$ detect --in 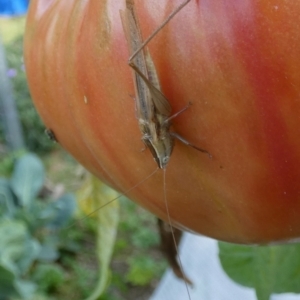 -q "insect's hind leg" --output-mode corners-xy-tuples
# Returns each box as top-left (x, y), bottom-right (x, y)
(167, 102), (212, 158)
(171, 132), (212, 159)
